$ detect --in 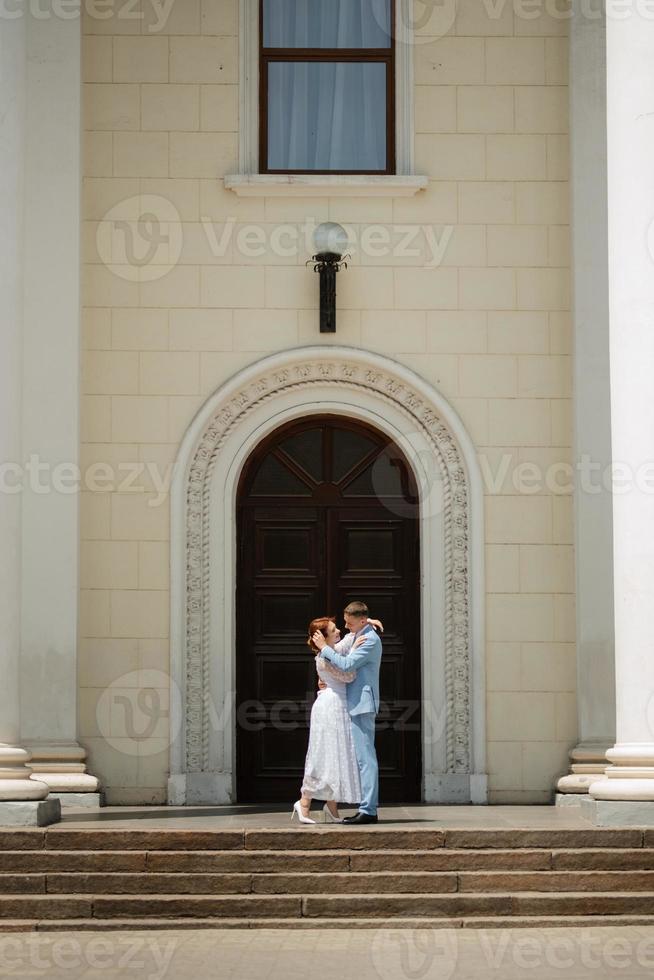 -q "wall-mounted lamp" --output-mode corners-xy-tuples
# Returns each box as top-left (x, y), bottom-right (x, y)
(307, 222), (350, 333)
